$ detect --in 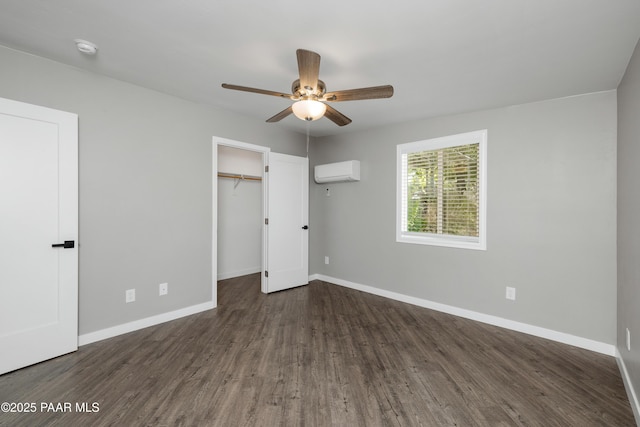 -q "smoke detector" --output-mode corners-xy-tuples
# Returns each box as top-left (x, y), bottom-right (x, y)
(74, 39), (98, 55)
